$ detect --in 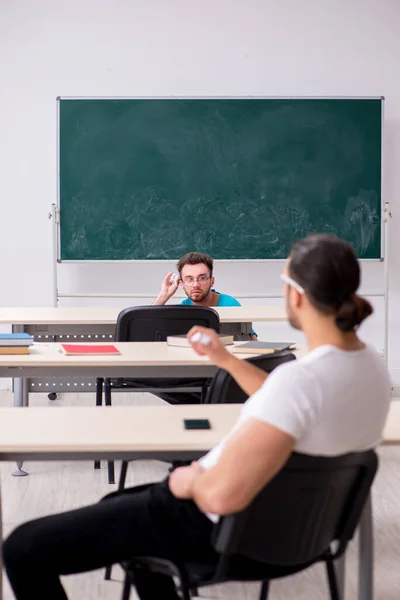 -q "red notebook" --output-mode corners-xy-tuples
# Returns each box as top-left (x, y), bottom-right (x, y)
(60, 344), (120, 356)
